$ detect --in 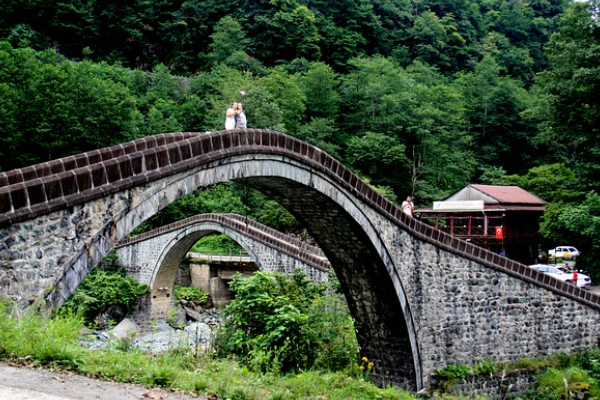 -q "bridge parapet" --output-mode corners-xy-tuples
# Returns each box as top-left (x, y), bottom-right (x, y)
(0, 132), (198, 188)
